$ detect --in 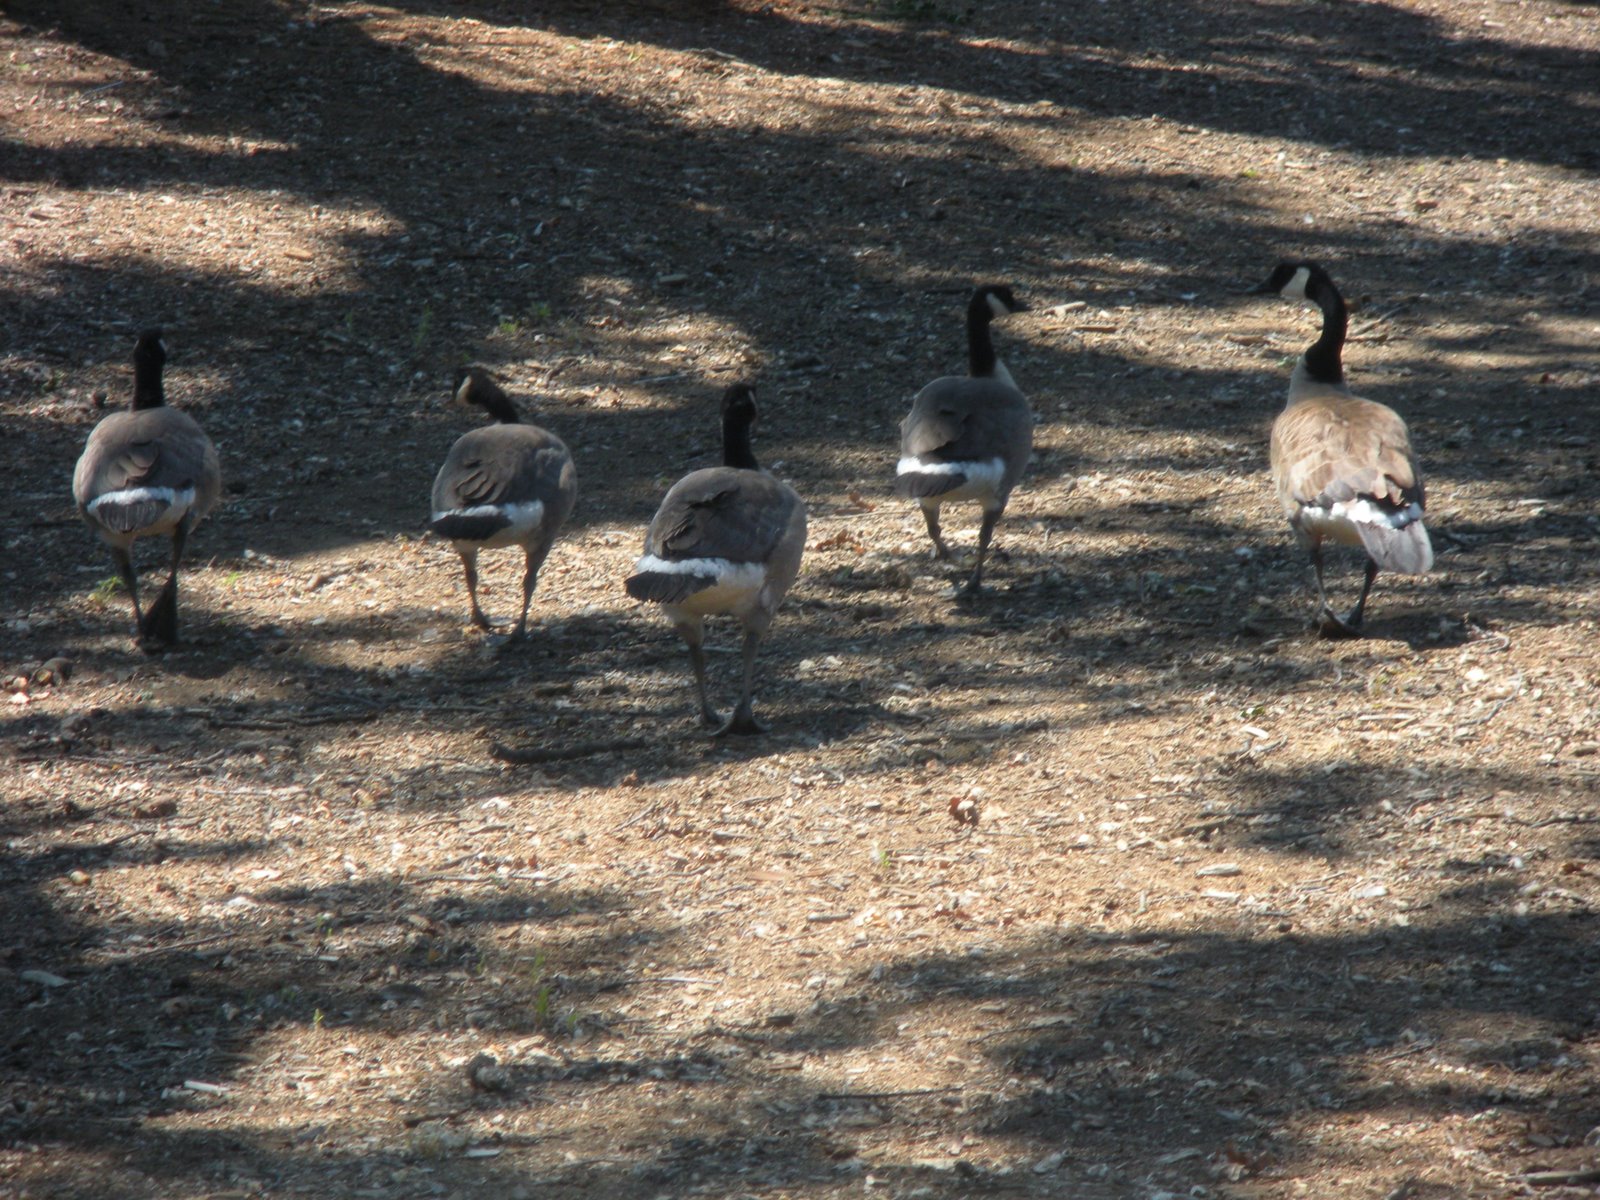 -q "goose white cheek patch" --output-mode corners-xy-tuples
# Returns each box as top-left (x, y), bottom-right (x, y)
(1281, 265), (1312, 300)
